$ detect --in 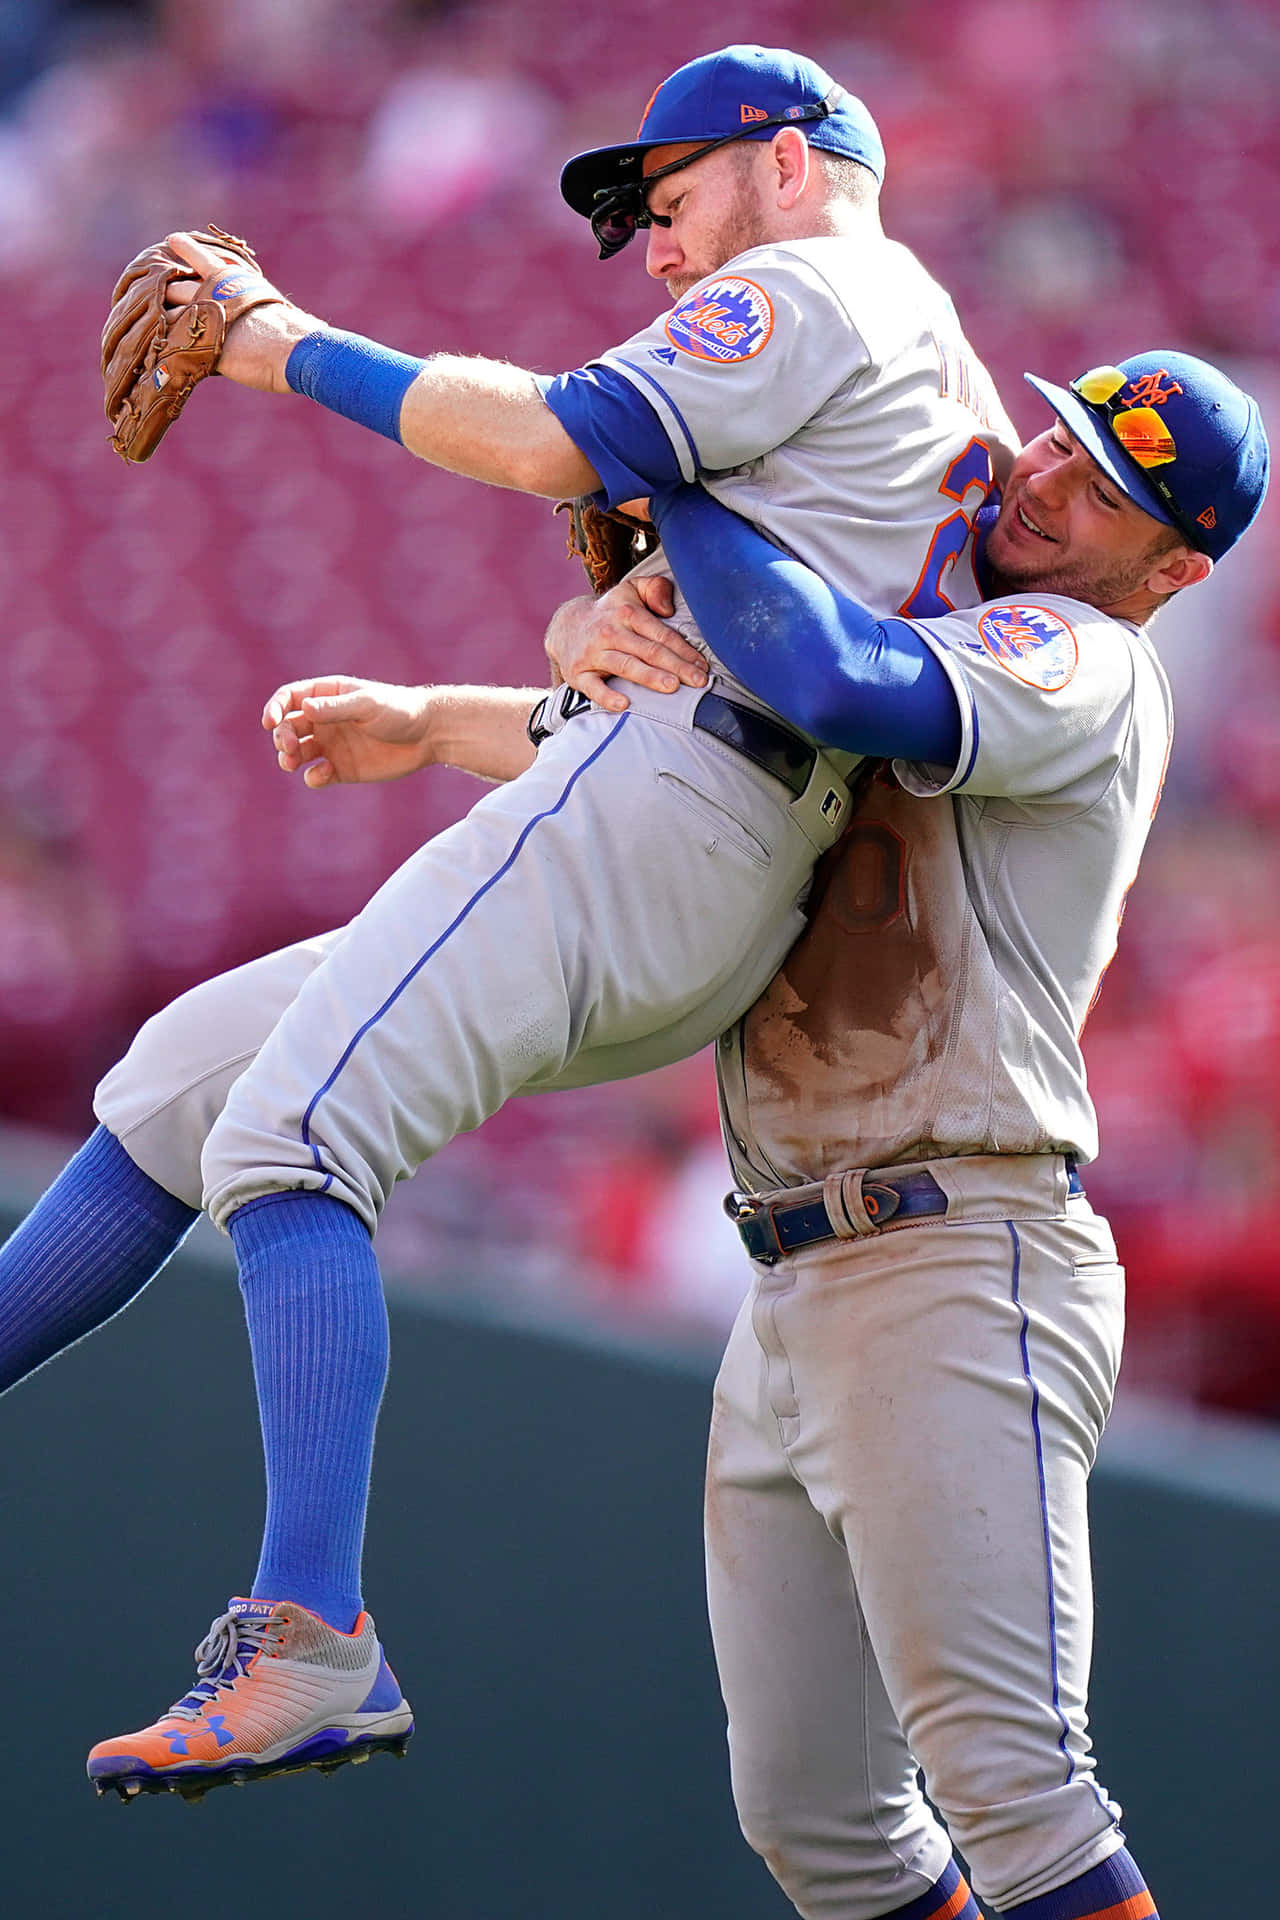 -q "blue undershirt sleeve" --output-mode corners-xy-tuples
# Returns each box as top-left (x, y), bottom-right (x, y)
(650, 485), (963, 767)
(537, 367), (684, 510)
